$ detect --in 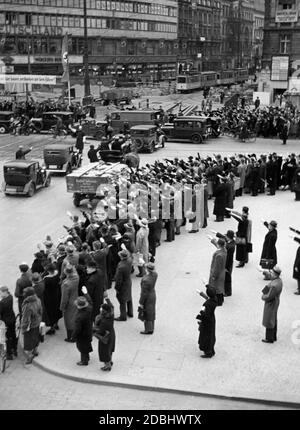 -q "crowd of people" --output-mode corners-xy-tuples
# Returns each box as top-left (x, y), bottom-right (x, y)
(1, 148), (300, 368)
